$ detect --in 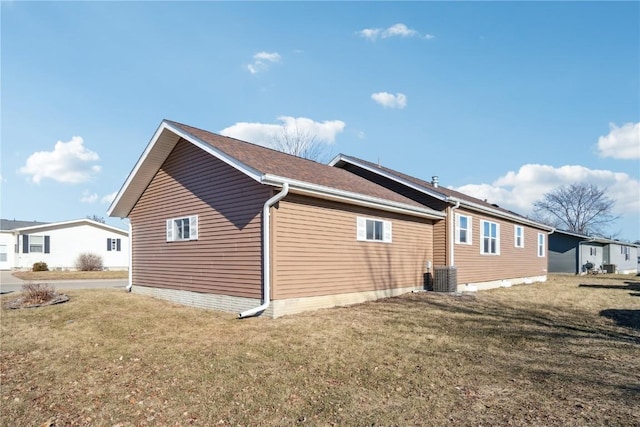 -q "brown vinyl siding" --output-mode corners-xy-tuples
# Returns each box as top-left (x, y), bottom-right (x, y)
(129, 140), (272, 298)
(433, 215), (447, 266)
(272, 194), (433, 299)
(452, 208), (548, 284)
